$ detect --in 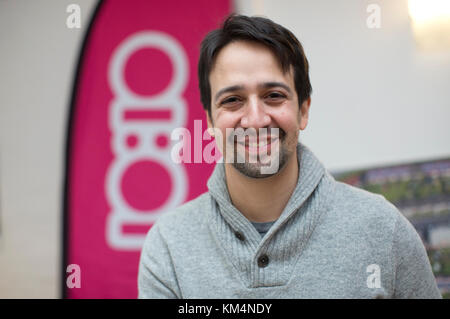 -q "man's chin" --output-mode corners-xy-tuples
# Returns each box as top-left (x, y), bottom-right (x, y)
(231, 148), (289, 178)
(231, 161), (278, 179)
